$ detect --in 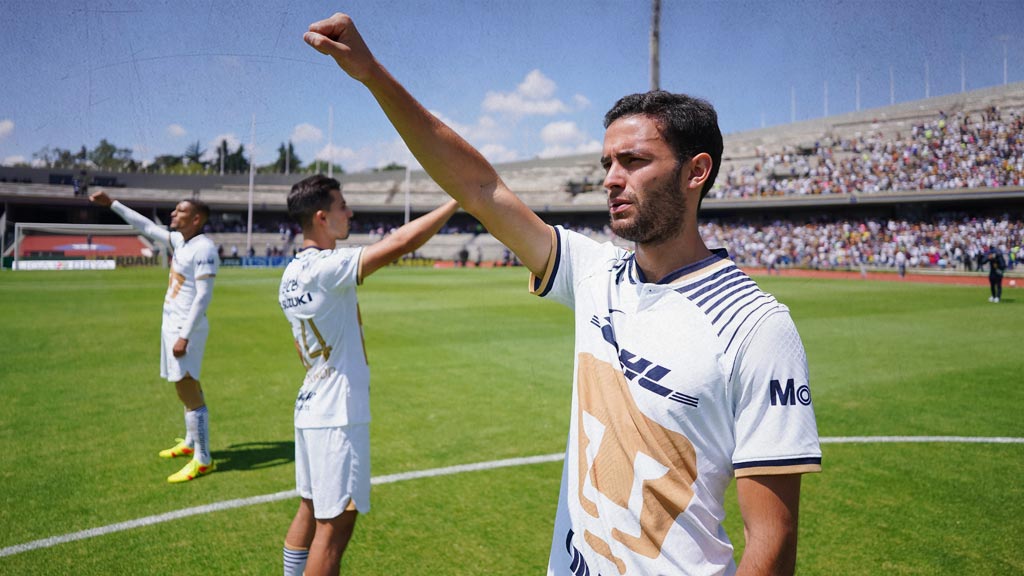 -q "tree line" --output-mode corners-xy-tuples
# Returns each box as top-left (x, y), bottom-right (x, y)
(28, 139), (347, 175)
